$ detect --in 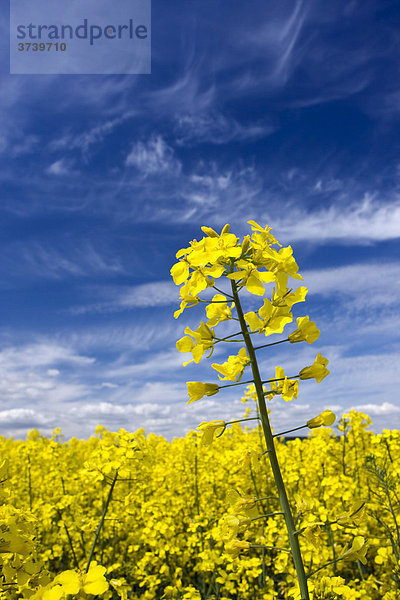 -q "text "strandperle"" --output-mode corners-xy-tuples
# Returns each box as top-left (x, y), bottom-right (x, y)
(16, 18), (148, 46)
